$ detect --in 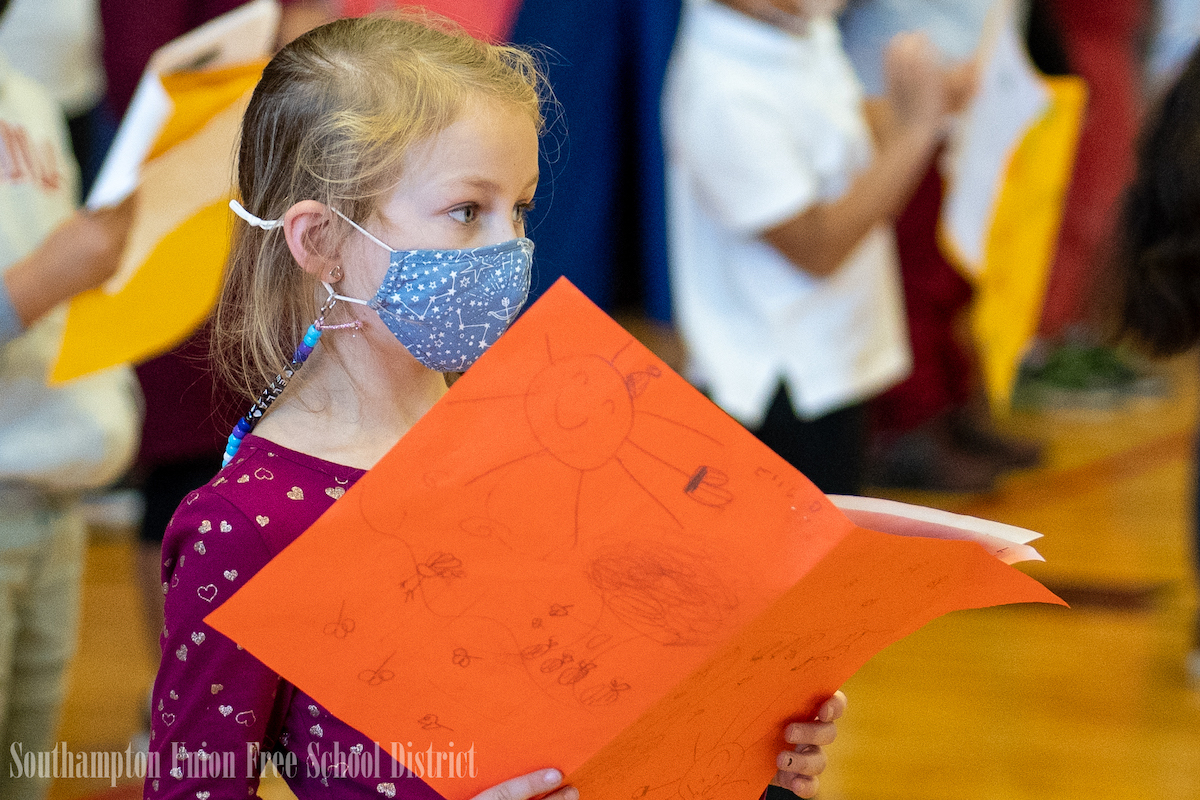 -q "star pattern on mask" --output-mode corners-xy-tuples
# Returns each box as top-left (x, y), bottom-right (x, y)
(371, 239), (533, 371)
